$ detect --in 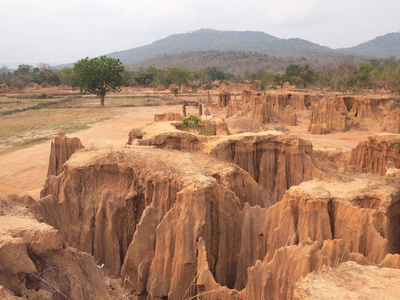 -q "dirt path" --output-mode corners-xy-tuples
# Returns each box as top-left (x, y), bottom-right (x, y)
(0, 104), (383, 199)
(0, 105), (181, 199)
(287, 112), (381, 151)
